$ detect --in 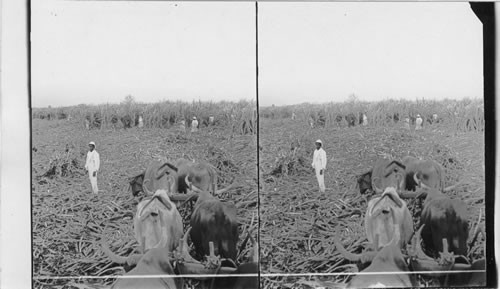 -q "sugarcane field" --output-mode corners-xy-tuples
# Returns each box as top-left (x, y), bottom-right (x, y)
(32, 100), (258, 289)
(31, 96), (488, 288)
(259, 98), (486, 288)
